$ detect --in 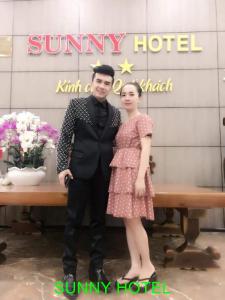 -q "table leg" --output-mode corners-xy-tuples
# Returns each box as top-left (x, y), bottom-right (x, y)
(10, 206), (44, 234)
(0, 241), (7, 253)
(164, 208), (221, 269)
(152, 208), (182, 236)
